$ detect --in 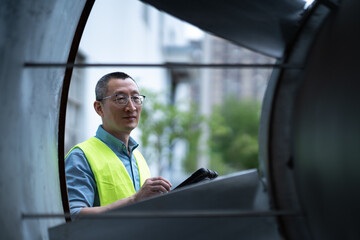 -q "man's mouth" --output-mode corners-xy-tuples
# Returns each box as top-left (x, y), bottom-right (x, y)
(123, 116), (137, 119)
